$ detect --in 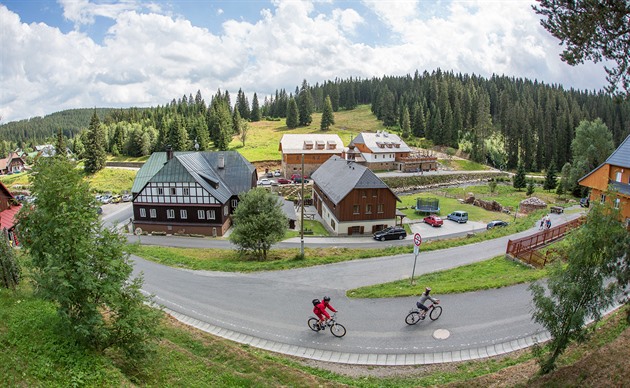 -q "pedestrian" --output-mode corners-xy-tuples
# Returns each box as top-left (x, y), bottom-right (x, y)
(539, 217), (544, 230)
(546, 218), (551, 230)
